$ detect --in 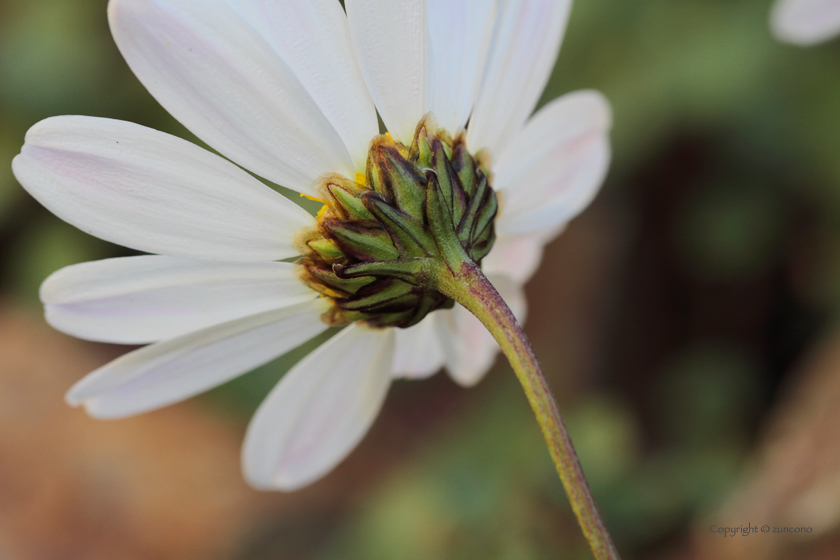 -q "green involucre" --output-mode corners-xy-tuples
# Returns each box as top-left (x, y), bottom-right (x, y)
(295, 117), (498, 329)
